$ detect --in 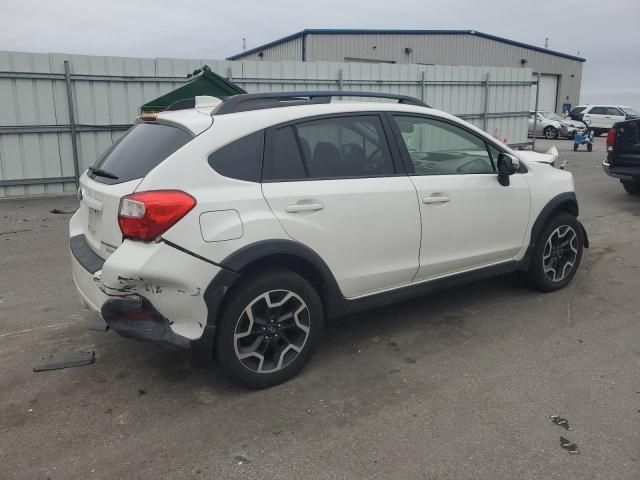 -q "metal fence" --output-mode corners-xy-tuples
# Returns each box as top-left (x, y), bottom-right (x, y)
(0, 51), (533, 197)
